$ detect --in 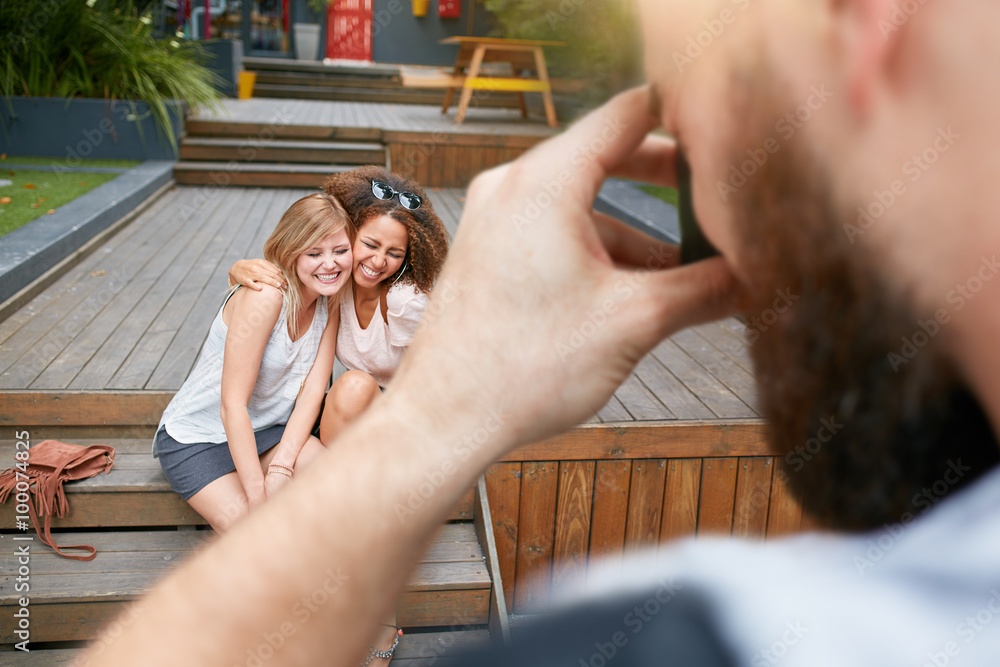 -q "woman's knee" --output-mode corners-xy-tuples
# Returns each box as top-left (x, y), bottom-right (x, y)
(326, 370), (380, 411)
